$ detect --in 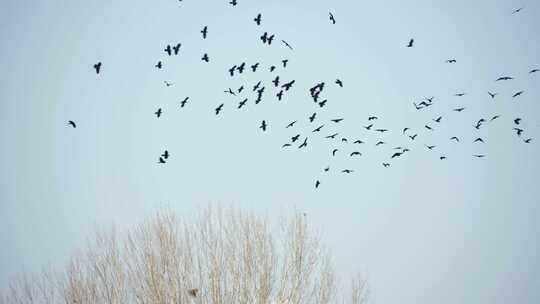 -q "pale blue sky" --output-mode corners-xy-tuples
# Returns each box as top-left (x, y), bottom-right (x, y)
(1, 0), (539, 303)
